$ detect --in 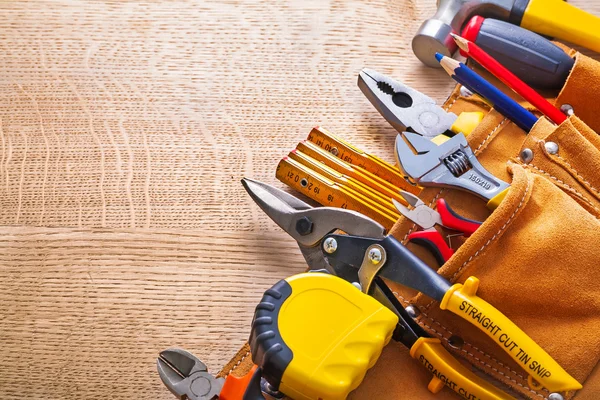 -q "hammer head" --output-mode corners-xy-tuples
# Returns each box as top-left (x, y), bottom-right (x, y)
(413, 0), (517, 67)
